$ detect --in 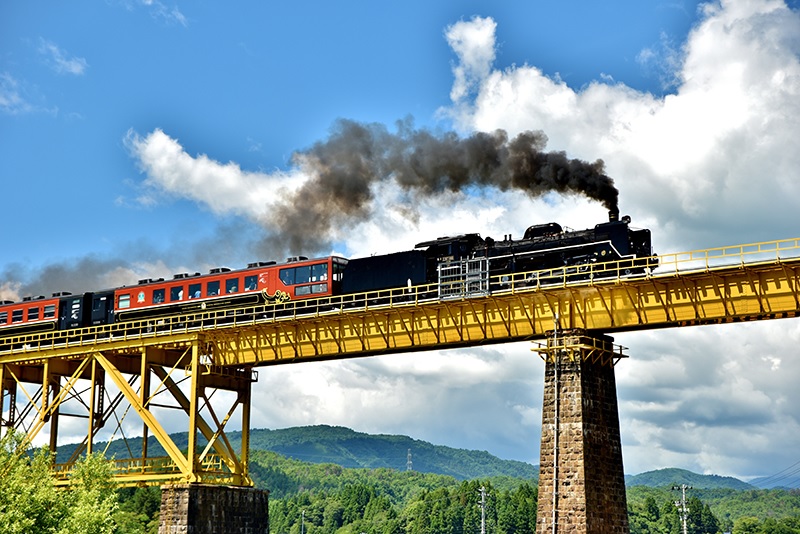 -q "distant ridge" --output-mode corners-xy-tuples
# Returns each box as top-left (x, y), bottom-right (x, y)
(58, 424), (537, 482)
(625, 468), (754, 490)
(245, 425), (538, 481)
(57, 425), (759, 489)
